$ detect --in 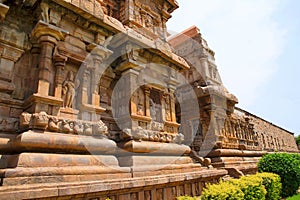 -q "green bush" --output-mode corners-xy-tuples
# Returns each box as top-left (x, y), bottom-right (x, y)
(258, 153), (300, 197)
(256, 172), (282, 200)
(199, 173), (281, 200)
(201, 180), (244, 200)
(176, 195), (199, 200)
(229, 175), (266, 200)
